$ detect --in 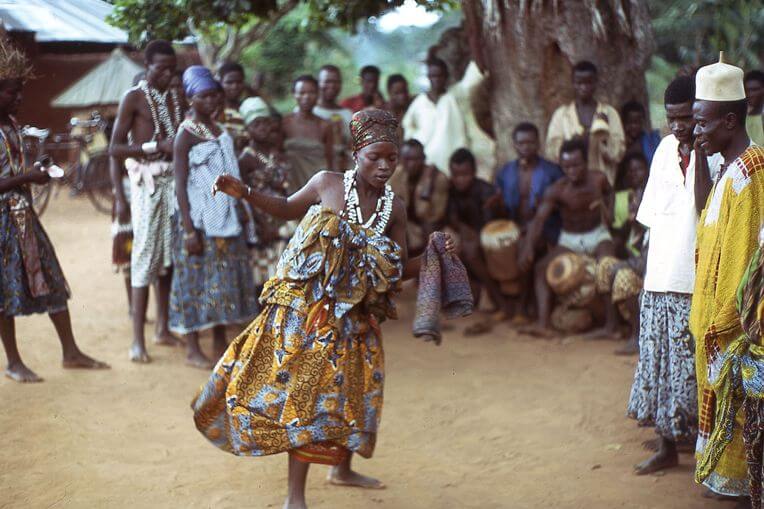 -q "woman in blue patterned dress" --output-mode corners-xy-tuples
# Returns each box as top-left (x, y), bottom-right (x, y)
(194, 108), (457, 509)
(171, 66), (258, 369)
(0, 40), (108, 382)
